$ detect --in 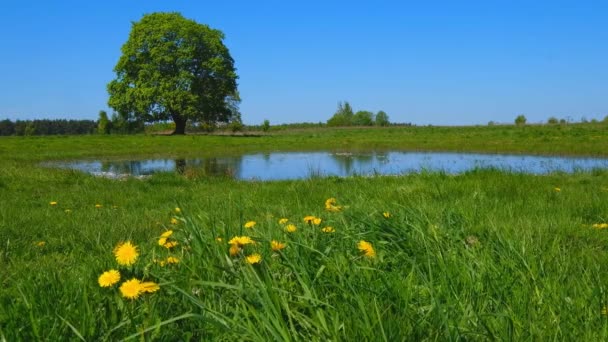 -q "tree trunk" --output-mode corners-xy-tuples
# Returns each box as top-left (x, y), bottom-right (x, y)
(172, 116), (187, 135)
